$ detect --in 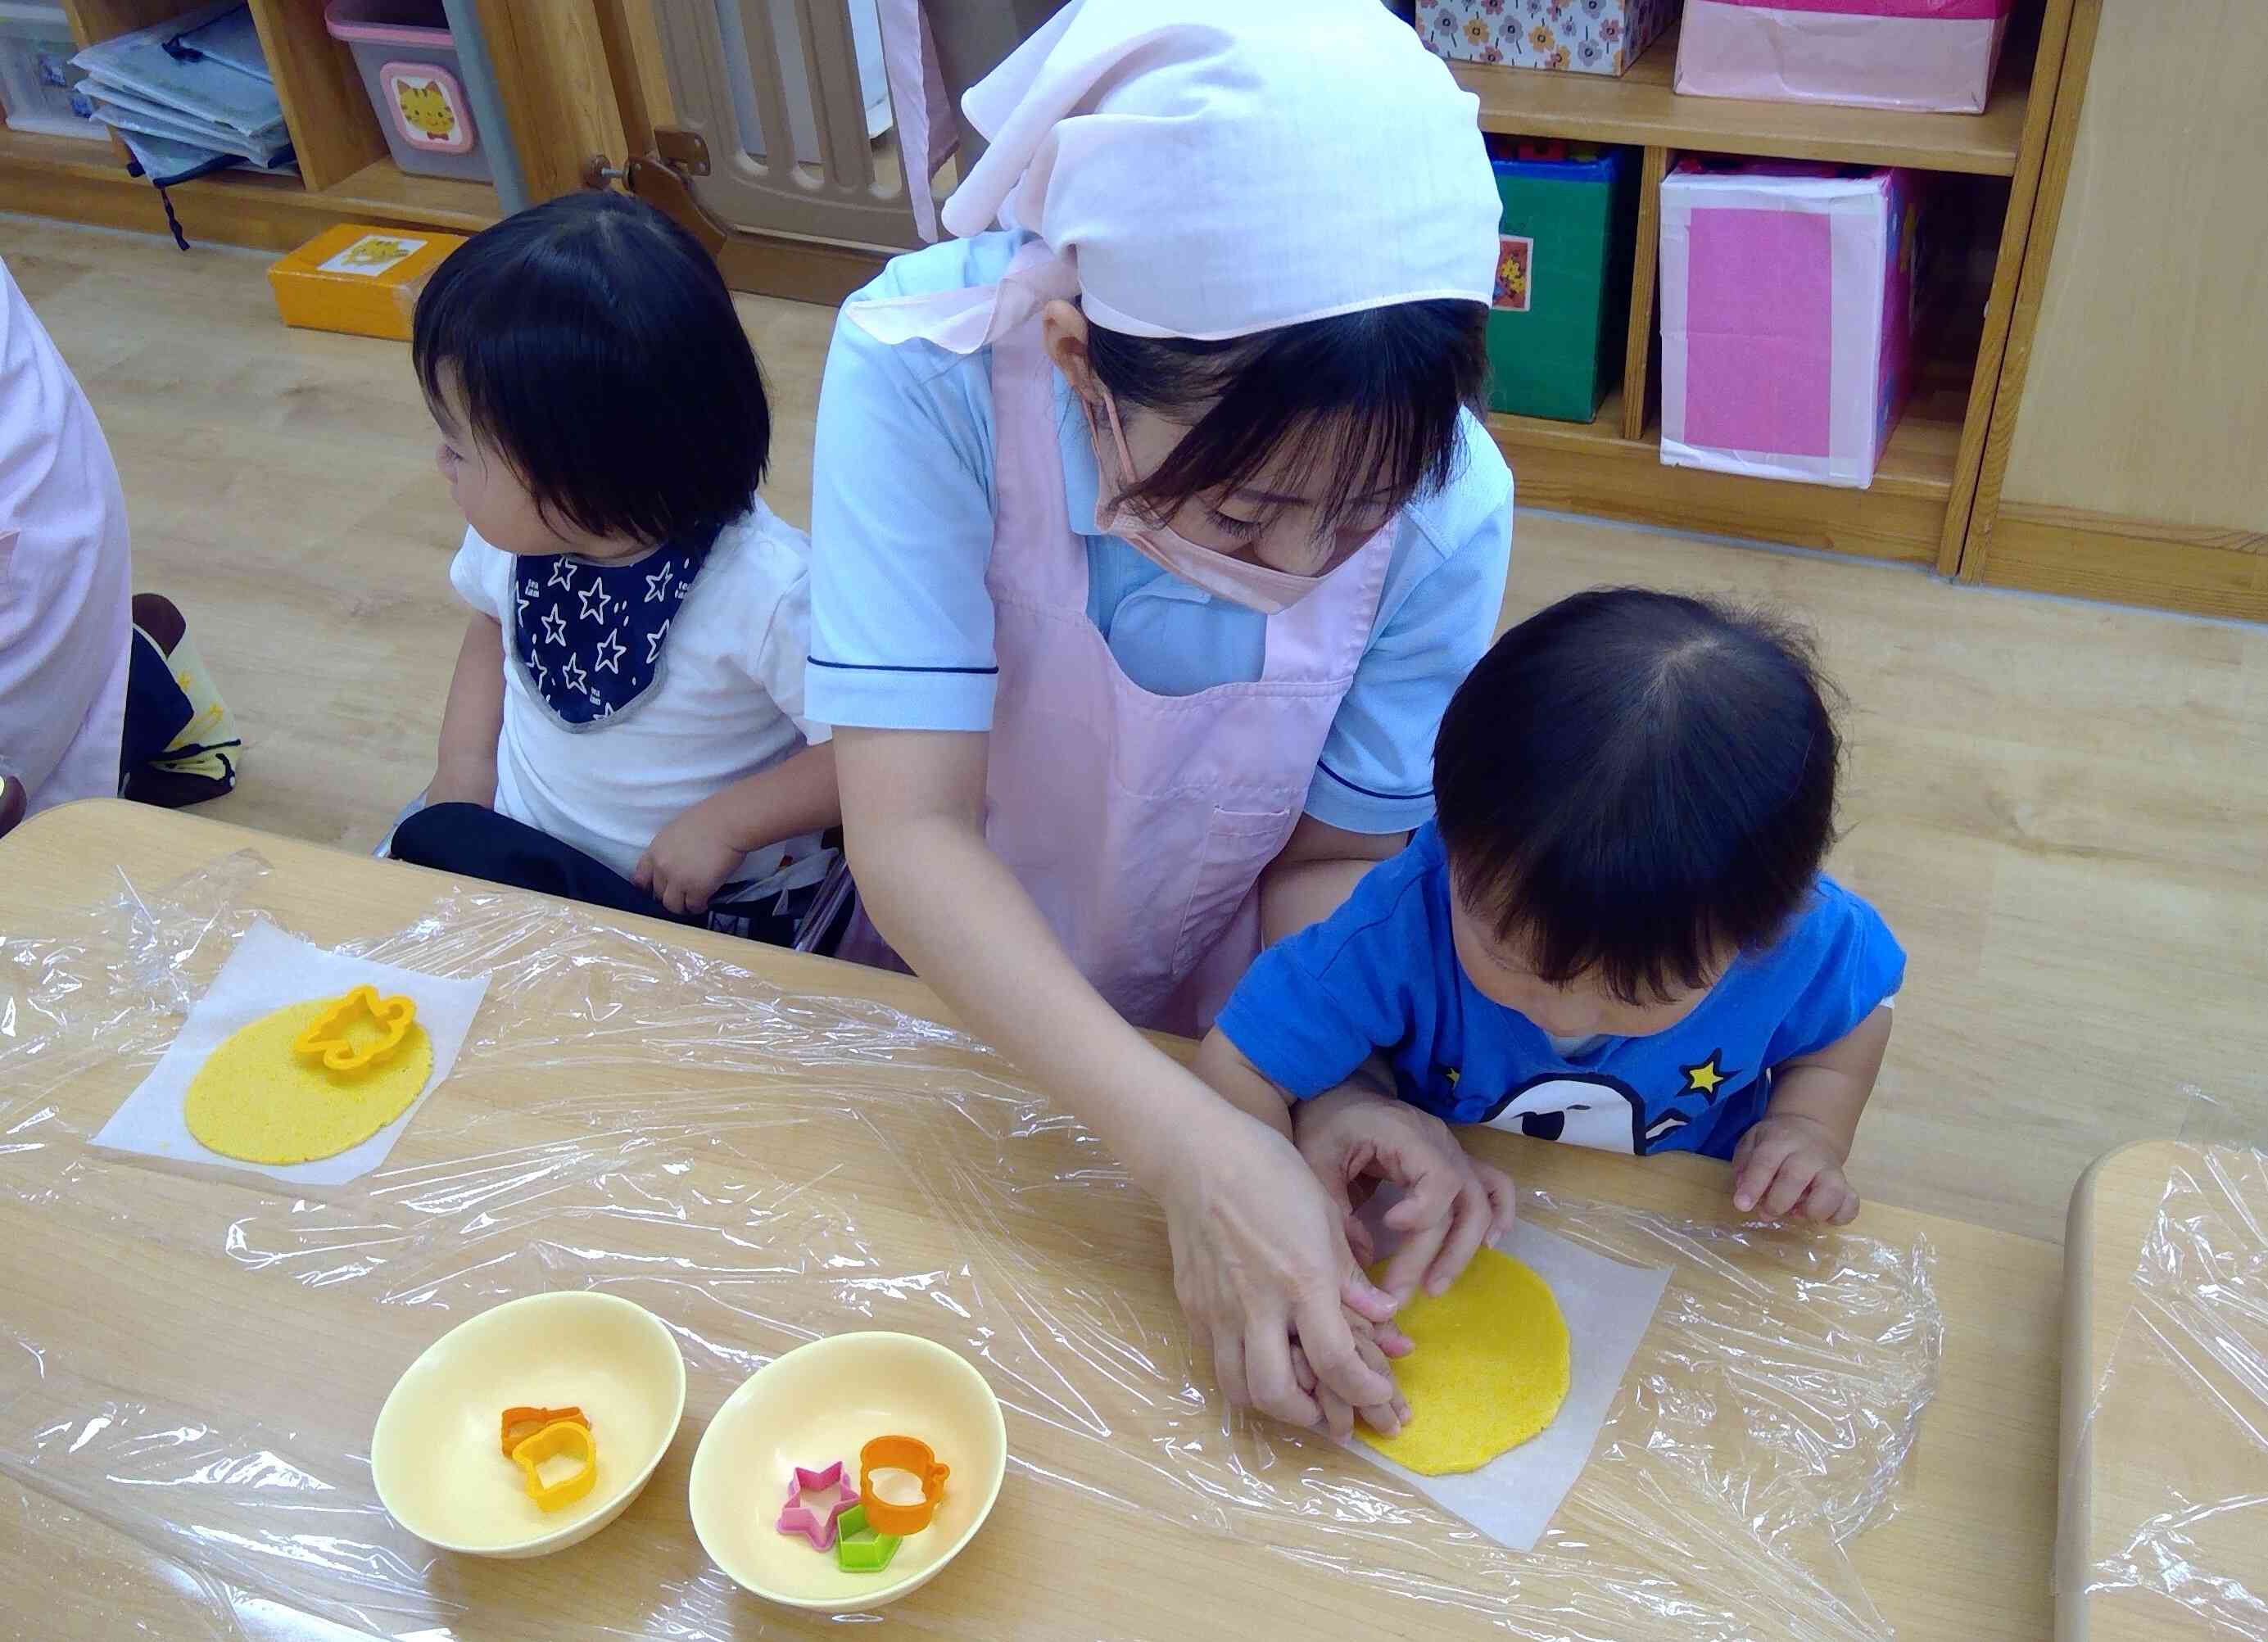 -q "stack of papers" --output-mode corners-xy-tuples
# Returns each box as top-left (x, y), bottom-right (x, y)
(72, 2), (294, 185)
